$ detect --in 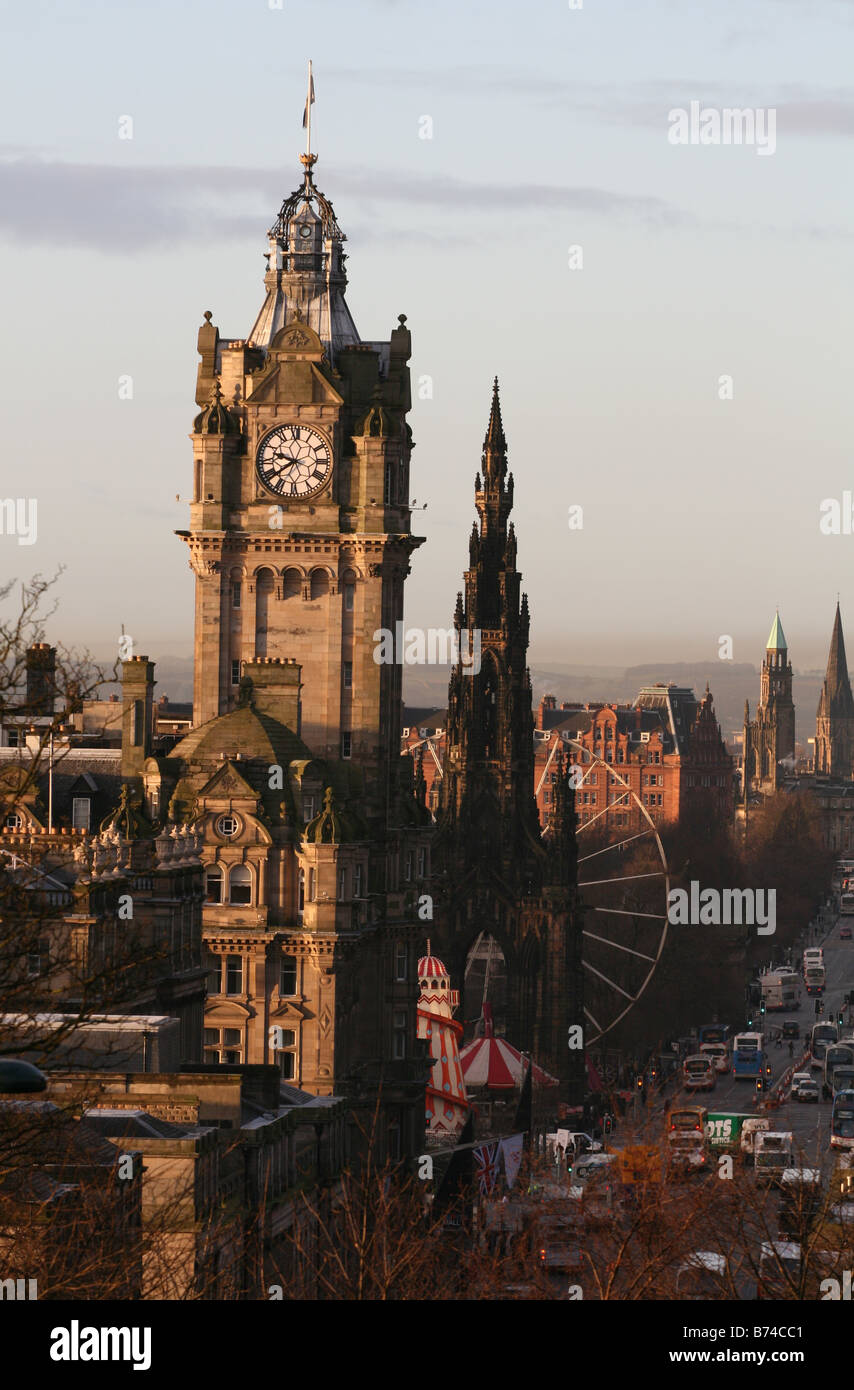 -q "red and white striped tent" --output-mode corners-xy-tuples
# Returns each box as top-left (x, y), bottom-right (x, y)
(460, 1009), (559, 1091)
